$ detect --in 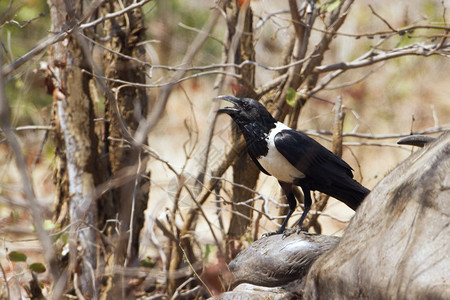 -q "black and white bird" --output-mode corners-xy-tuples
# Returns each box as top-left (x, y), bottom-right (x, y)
(217, 95), (370, 234)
